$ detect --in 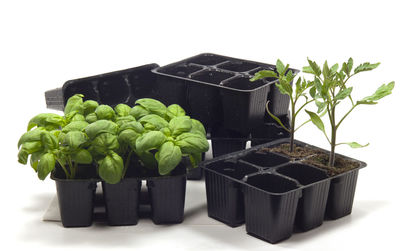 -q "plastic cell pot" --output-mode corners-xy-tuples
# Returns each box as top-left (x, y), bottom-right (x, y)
(250, 115), (290, 147)
(50, 165), (98, 228)
(325, 168), (360, 220)
(240, 151), (290, 168)
(203, 160), (260, 227)
(45, 64), (160, 110)
(210, 127), (249, 158)
(152, 53), (298, 134)
(101, 178), (142, 226)
(183, 153), (206, 180)
(276, 163), (330, 231)
(200, 138), (366, 243)
(146, 164), (187, 224)
(243, 173), (301, 243)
